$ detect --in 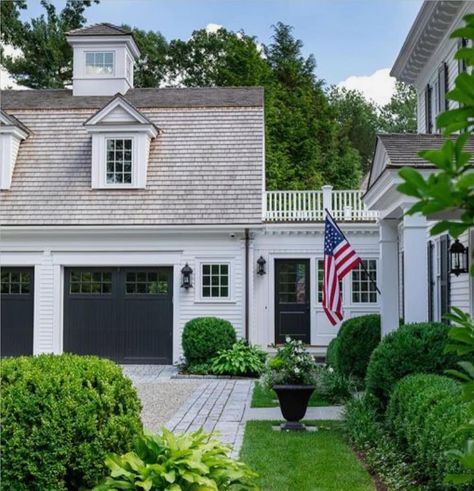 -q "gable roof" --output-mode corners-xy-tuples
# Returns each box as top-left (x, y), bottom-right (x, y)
(367, 133), (474, 190)
(67, 23), (132, 36)
(0, 87), (264, 111)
